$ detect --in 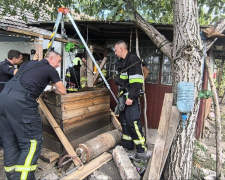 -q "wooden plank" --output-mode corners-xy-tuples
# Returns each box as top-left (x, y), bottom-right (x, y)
(64, 115), (110, 142)
(38, 97), (82, 167)
(62, 103), (110, 120)
(148, 93), (173, 180)
(93, 57), (107, 85)
(7, 27), (78, 44)
(41, 112), (62, 128)
(110, 110), (122, 132)
(61, 152), (112, 180)
(61, 95), (109, 111)
(43, 134), (63, 154)
(42, 92), (61, 106)
(68, 125), (111, 152)
(61, 88), (109, 103)
(40, 147), (60, 163)
(159, 106), (180, 177)
(63, 110), (110, 131)
(44, 103), (62, 119)
(42, 114), (110, 142)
